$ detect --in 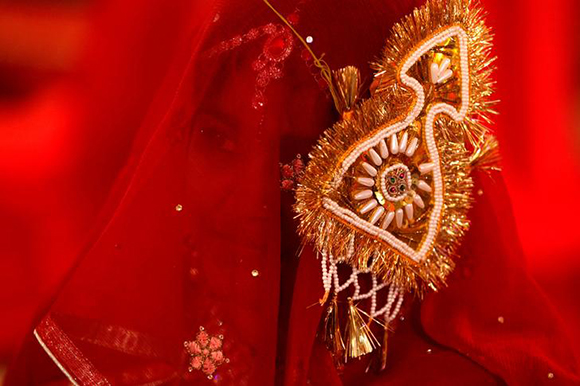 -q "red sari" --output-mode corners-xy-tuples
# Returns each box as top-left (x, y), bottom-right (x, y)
(6, 0), (580, 384)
